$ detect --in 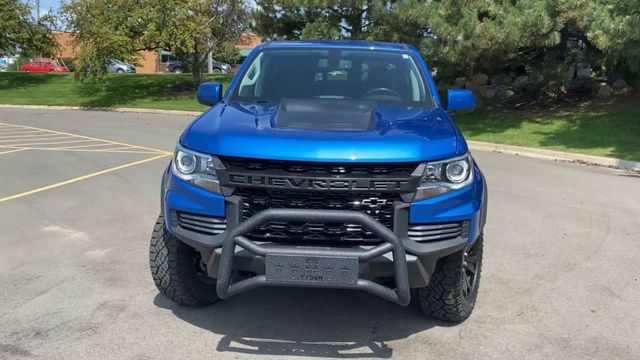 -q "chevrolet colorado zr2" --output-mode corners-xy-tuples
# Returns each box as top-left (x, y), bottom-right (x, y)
(150, 40), (487, 322)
